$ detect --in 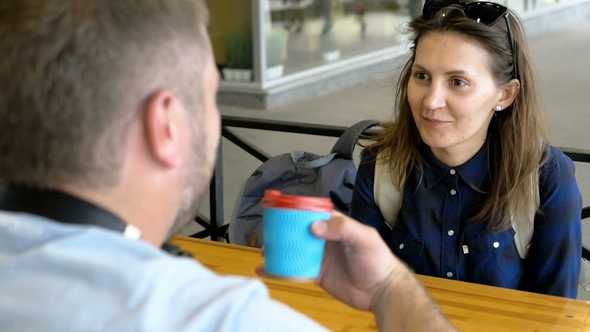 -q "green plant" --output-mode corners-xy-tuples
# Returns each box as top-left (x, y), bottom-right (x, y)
(224, 31), (253, 70)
